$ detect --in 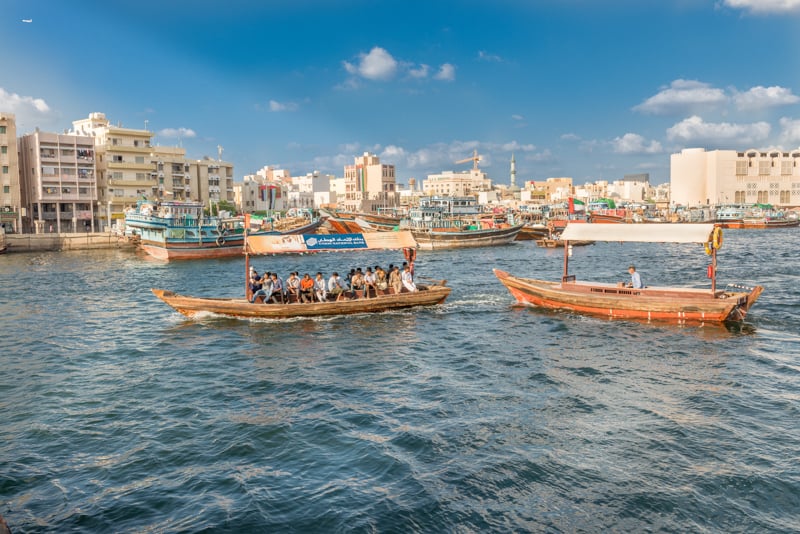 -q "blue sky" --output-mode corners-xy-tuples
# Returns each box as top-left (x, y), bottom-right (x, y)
(3, 0), (800, 187)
